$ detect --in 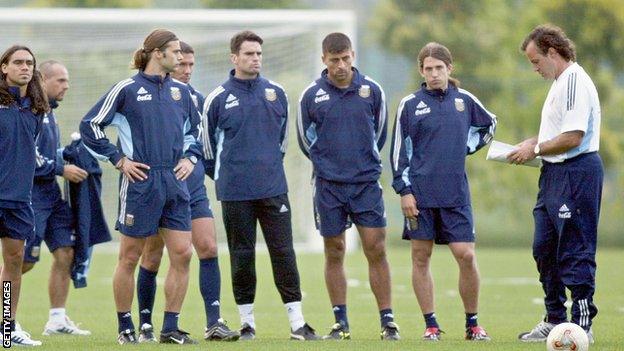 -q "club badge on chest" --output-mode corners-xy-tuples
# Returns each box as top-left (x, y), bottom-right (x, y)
(359, 85), (370, 98)
(265, 88), (277, 102)
(454, 98), (465, 112)
(170, 87), (181, 101)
